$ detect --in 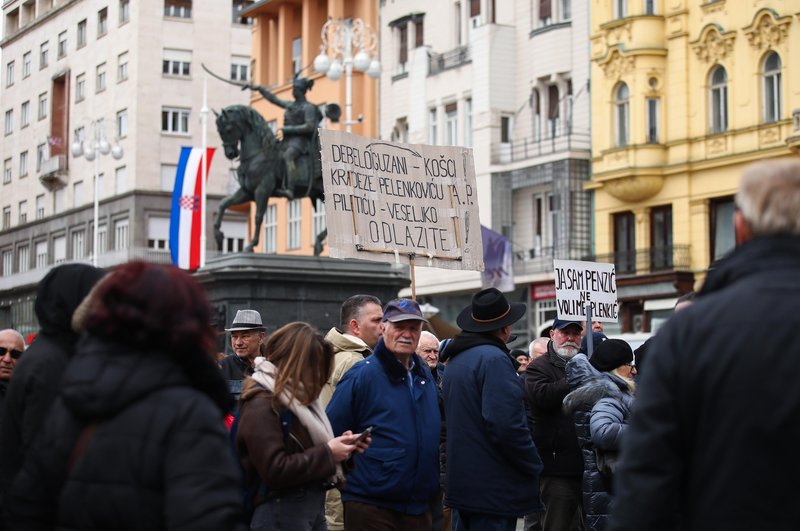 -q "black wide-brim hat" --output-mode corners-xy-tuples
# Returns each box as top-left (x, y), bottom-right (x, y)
(457, 287), (527, 333)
